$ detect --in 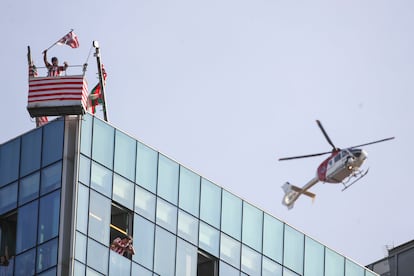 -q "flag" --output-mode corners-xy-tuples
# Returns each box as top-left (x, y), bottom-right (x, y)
(58, 31), (80, 48)
(36, 116), (49, 127)
(87, 65), (107, 114)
